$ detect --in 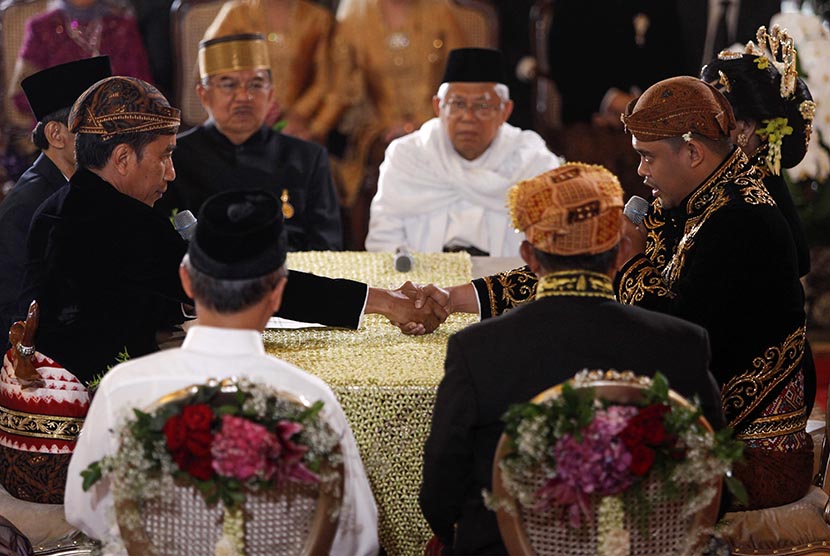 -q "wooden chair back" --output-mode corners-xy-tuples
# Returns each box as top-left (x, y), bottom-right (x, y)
(492, 372), (722, 556)
(448, 0), (498, 48)
(0, 0), (48, 125)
